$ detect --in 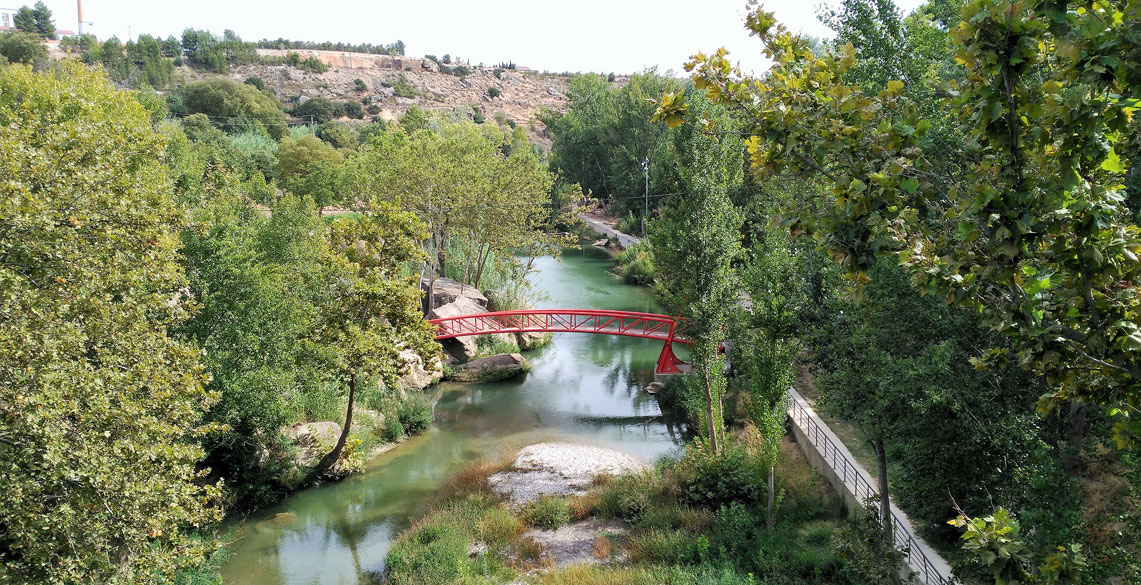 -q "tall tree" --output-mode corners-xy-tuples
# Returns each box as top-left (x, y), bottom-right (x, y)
(661, 0), (1141, 449)
(342, 123), (555, 313)
(732, 222), (804, 529)
(13, 1), (54, 39)
(651, 103), (744, 454)
(309, 204), (438, 478)
(0, 62), (220, 583)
